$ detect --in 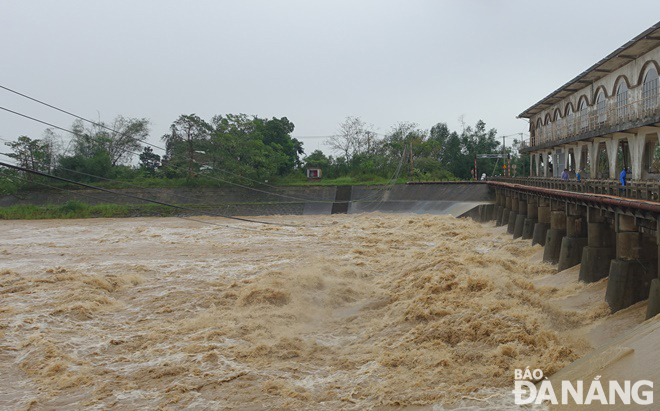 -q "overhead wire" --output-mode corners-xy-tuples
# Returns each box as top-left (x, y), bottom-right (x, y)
(0, 85), (168, 152)
(0, 85), (336, 200)
(0, 85), (421, 210)
(0, 151), (340, 227)
(0, 159), (307, 230)
(0, 145), (328, 219)
(0, 109), (342, 205)
(0, 86), (401, 203)
(0, 171), (304, 236)
(359, 146), (407, 212)
(0, 104), (400, 206)
(0, 105), (346, 204)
